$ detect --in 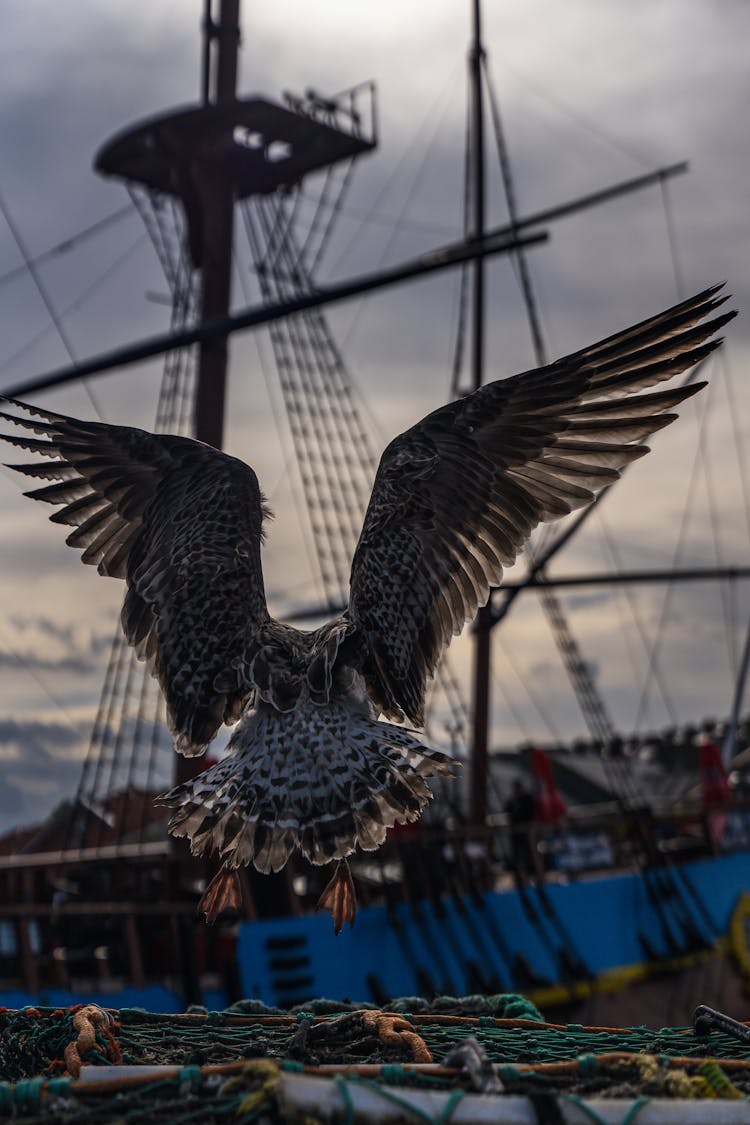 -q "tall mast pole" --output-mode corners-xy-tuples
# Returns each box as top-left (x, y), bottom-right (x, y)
(177, 0), (240, 787)
(468, 0), (492, 826)
(192, 0), (240, 450)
